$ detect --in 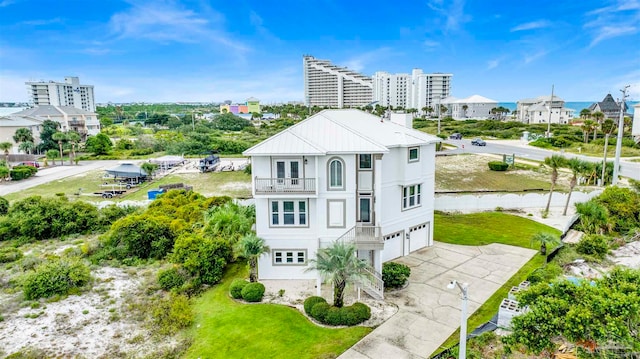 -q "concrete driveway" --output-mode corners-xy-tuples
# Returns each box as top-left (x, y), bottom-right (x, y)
(339, 242), (537, 359)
